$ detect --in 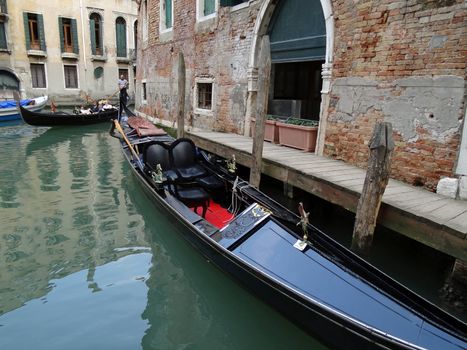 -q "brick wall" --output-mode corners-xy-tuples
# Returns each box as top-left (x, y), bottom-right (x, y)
(136, 0), (465, 191)
(136, 1), (259, 133)
(326, 0), (465, 190)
